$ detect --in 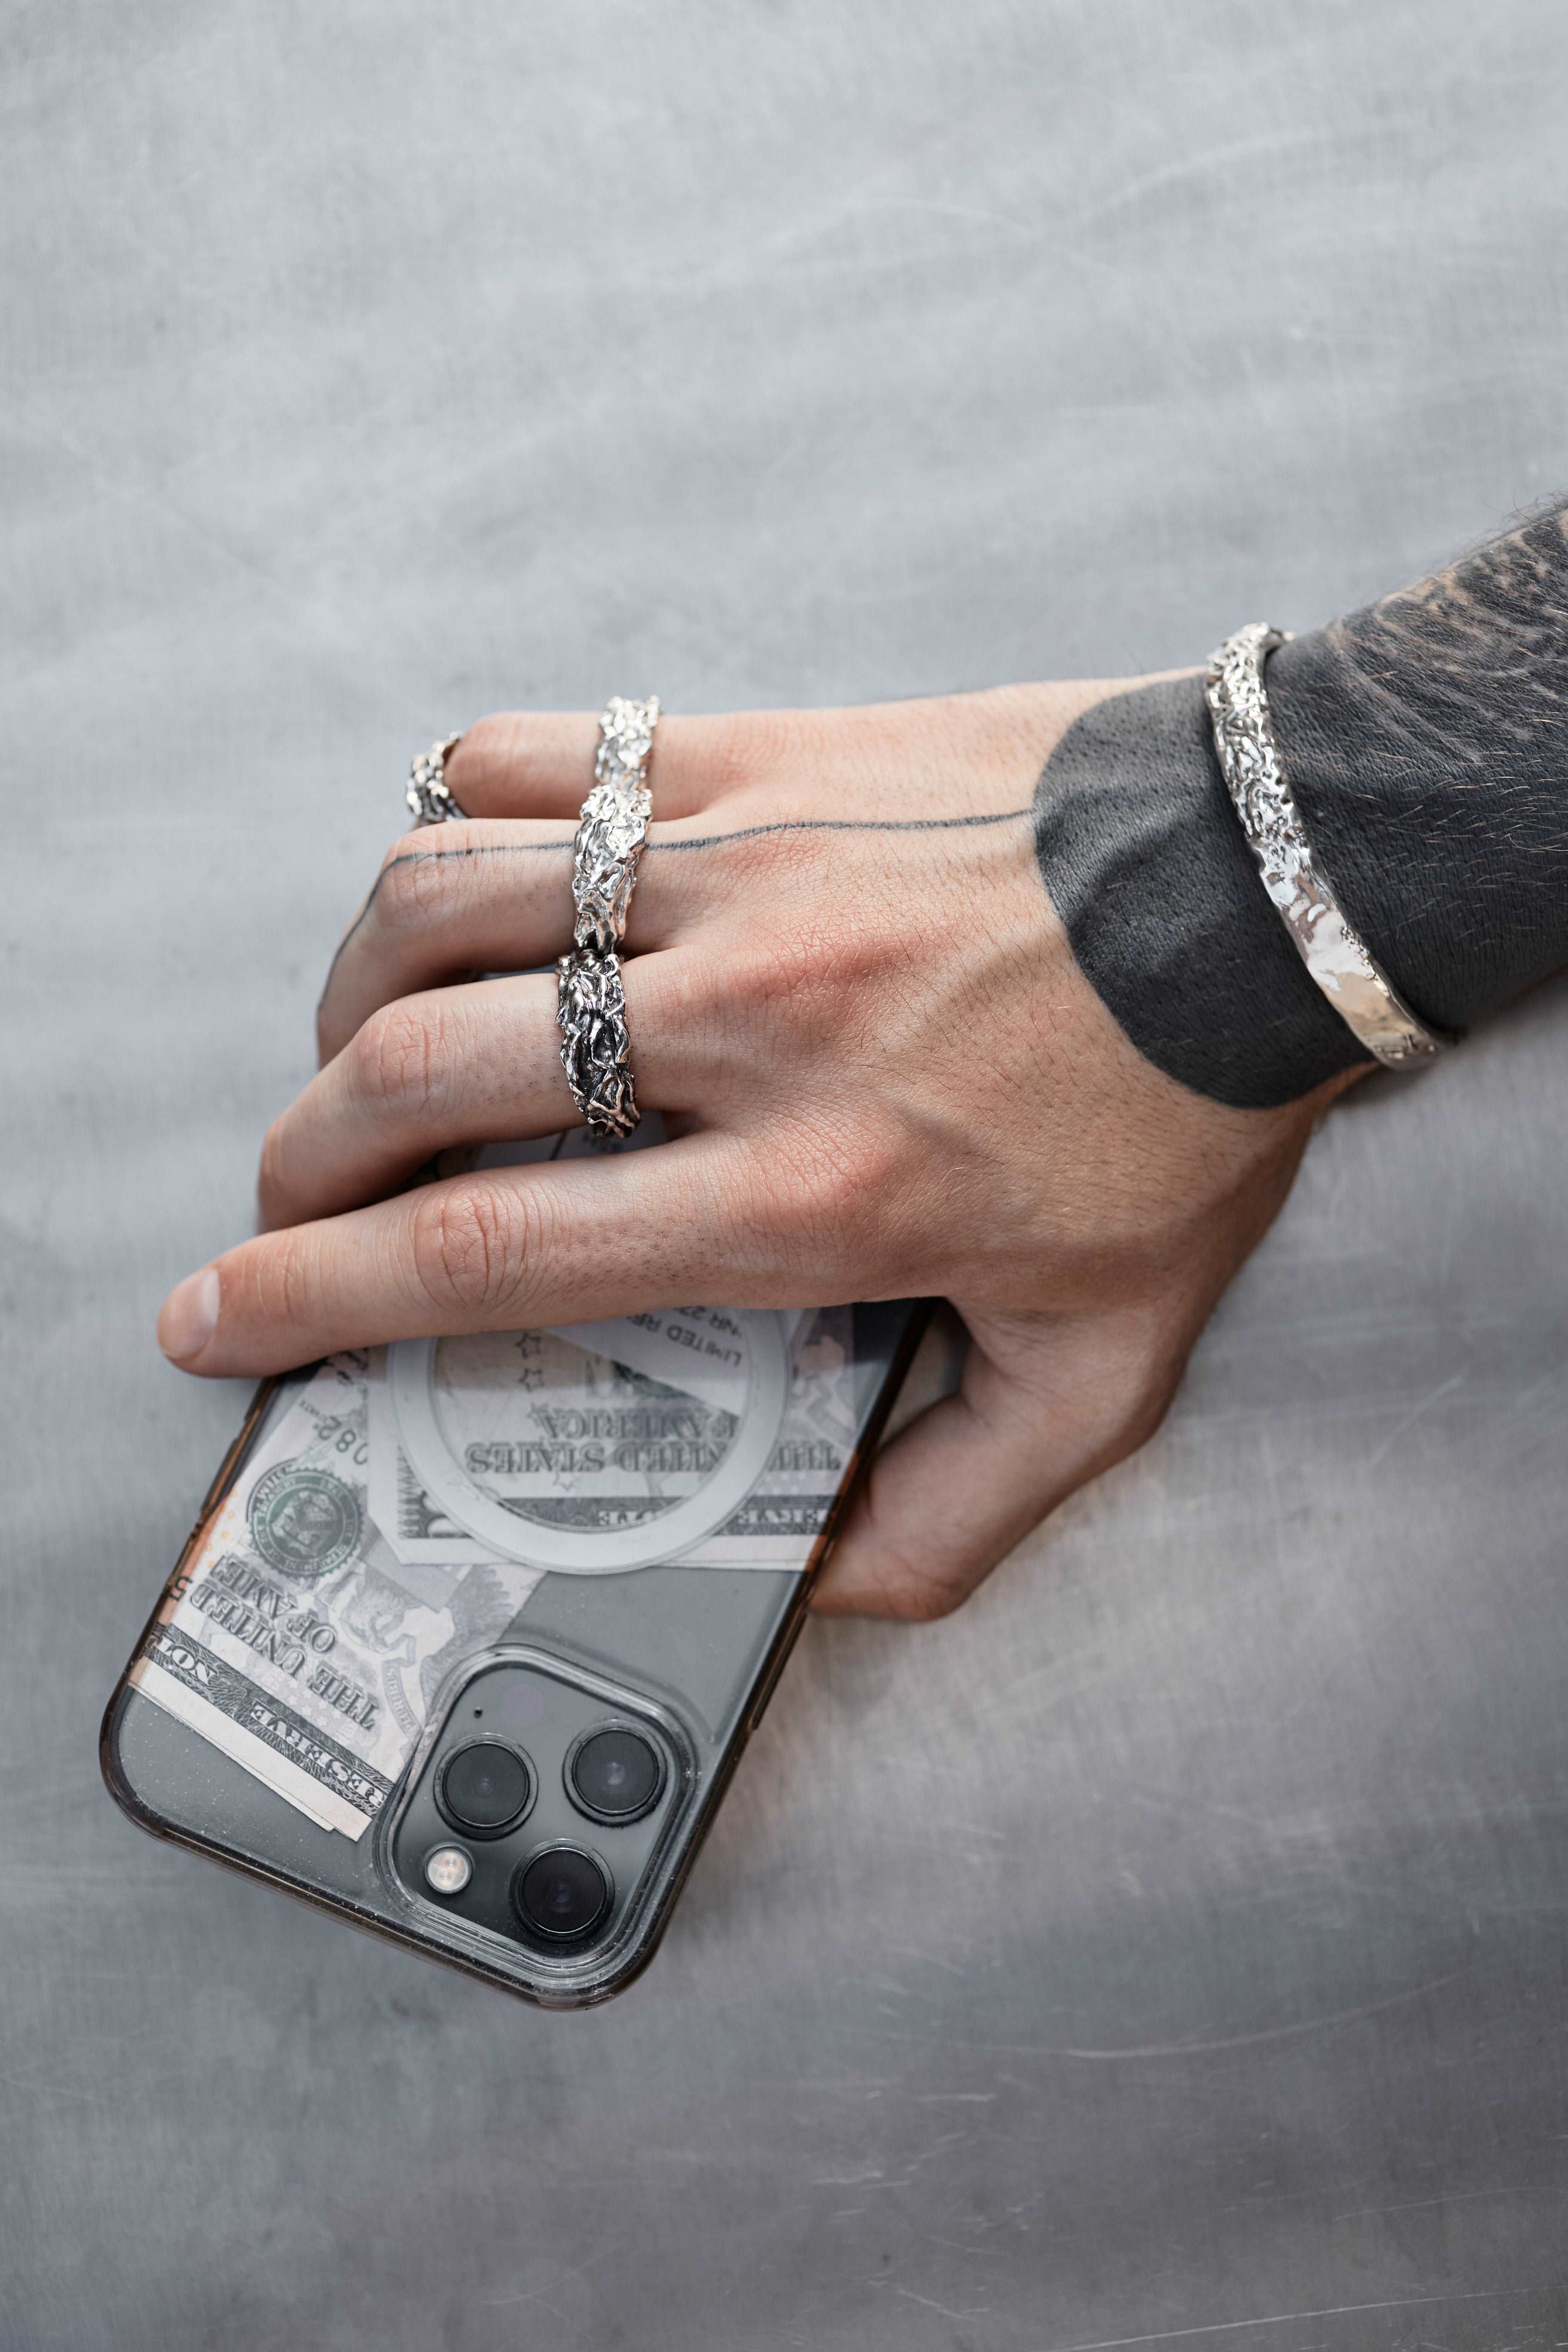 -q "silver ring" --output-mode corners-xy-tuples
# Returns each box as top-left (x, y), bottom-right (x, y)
(571, 696), (659, 952)
(1205, 626), (1453, 1068)
(554, 697), (659, 1142)
(557, 945), (639, 1142)
(406, 733), (466, 827)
